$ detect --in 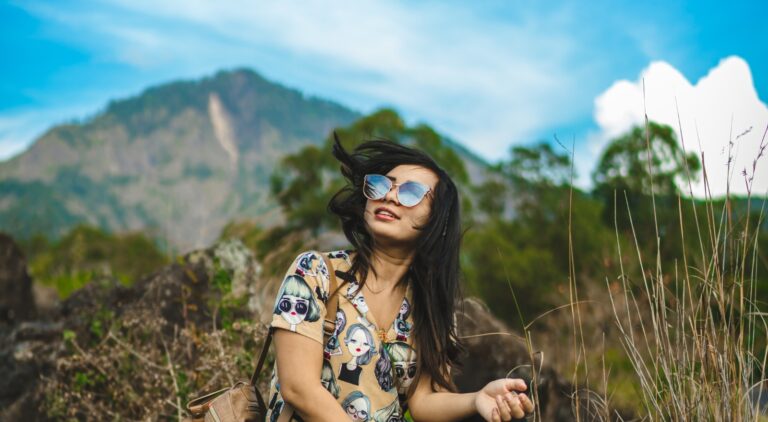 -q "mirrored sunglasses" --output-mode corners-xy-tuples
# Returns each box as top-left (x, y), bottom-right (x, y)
(363, 174), (432, 207)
